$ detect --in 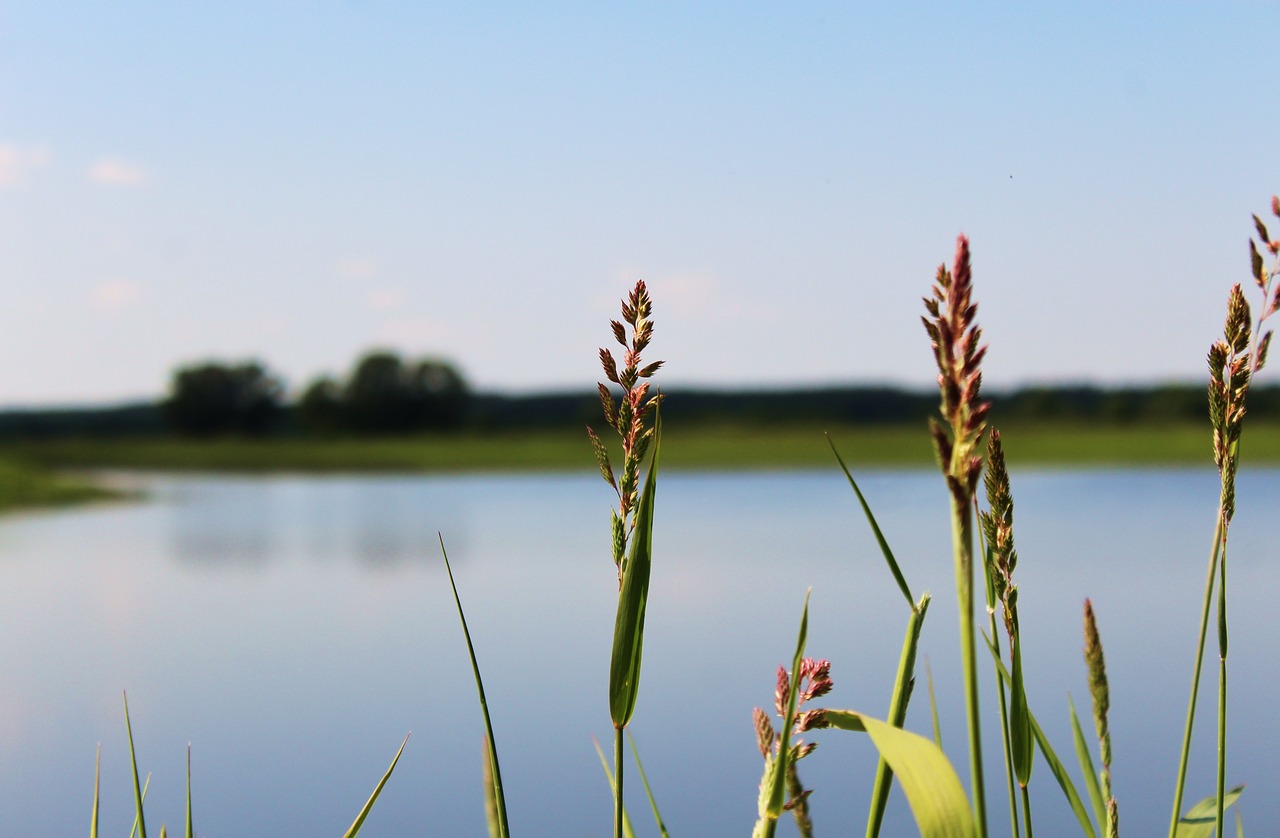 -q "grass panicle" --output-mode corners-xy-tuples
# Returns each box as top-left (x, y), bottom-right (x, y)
(1170, 198), (1277, 837)
(923, 234), (991, 836)
(1083, 600), (1116, 838)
